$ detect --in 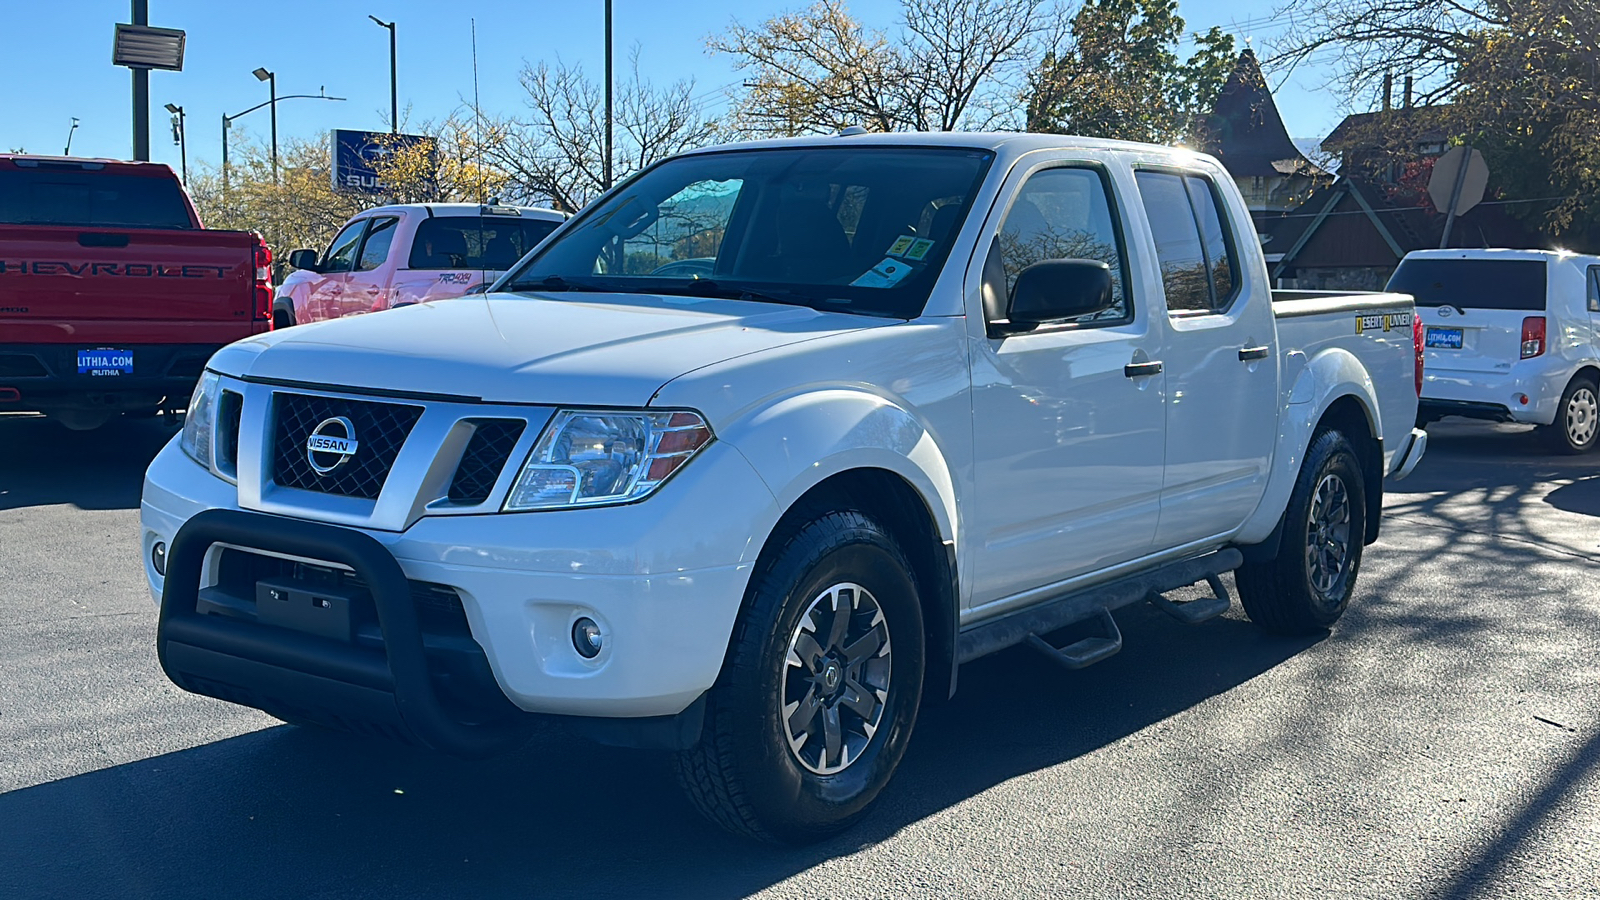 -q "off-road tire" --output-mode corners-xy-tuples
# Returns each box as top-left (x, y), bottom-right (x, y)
(673, 510), (925, 844)
(1236, 428), (1367, 635)
(1539, 375), (1599, 455)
